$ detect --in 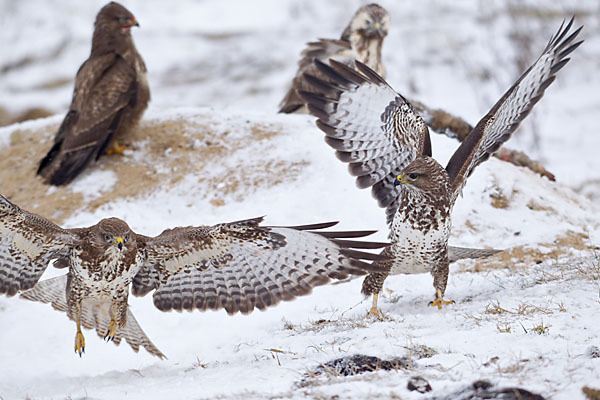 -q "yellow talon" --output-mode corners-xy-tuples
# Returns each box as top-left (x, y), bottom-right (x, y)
(105, 141), (128, 155)
(74, 322), (85, 357)
(429, 289), (455, 310)
(367, 293), (384, 319)
(104, 320), (117, 342)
